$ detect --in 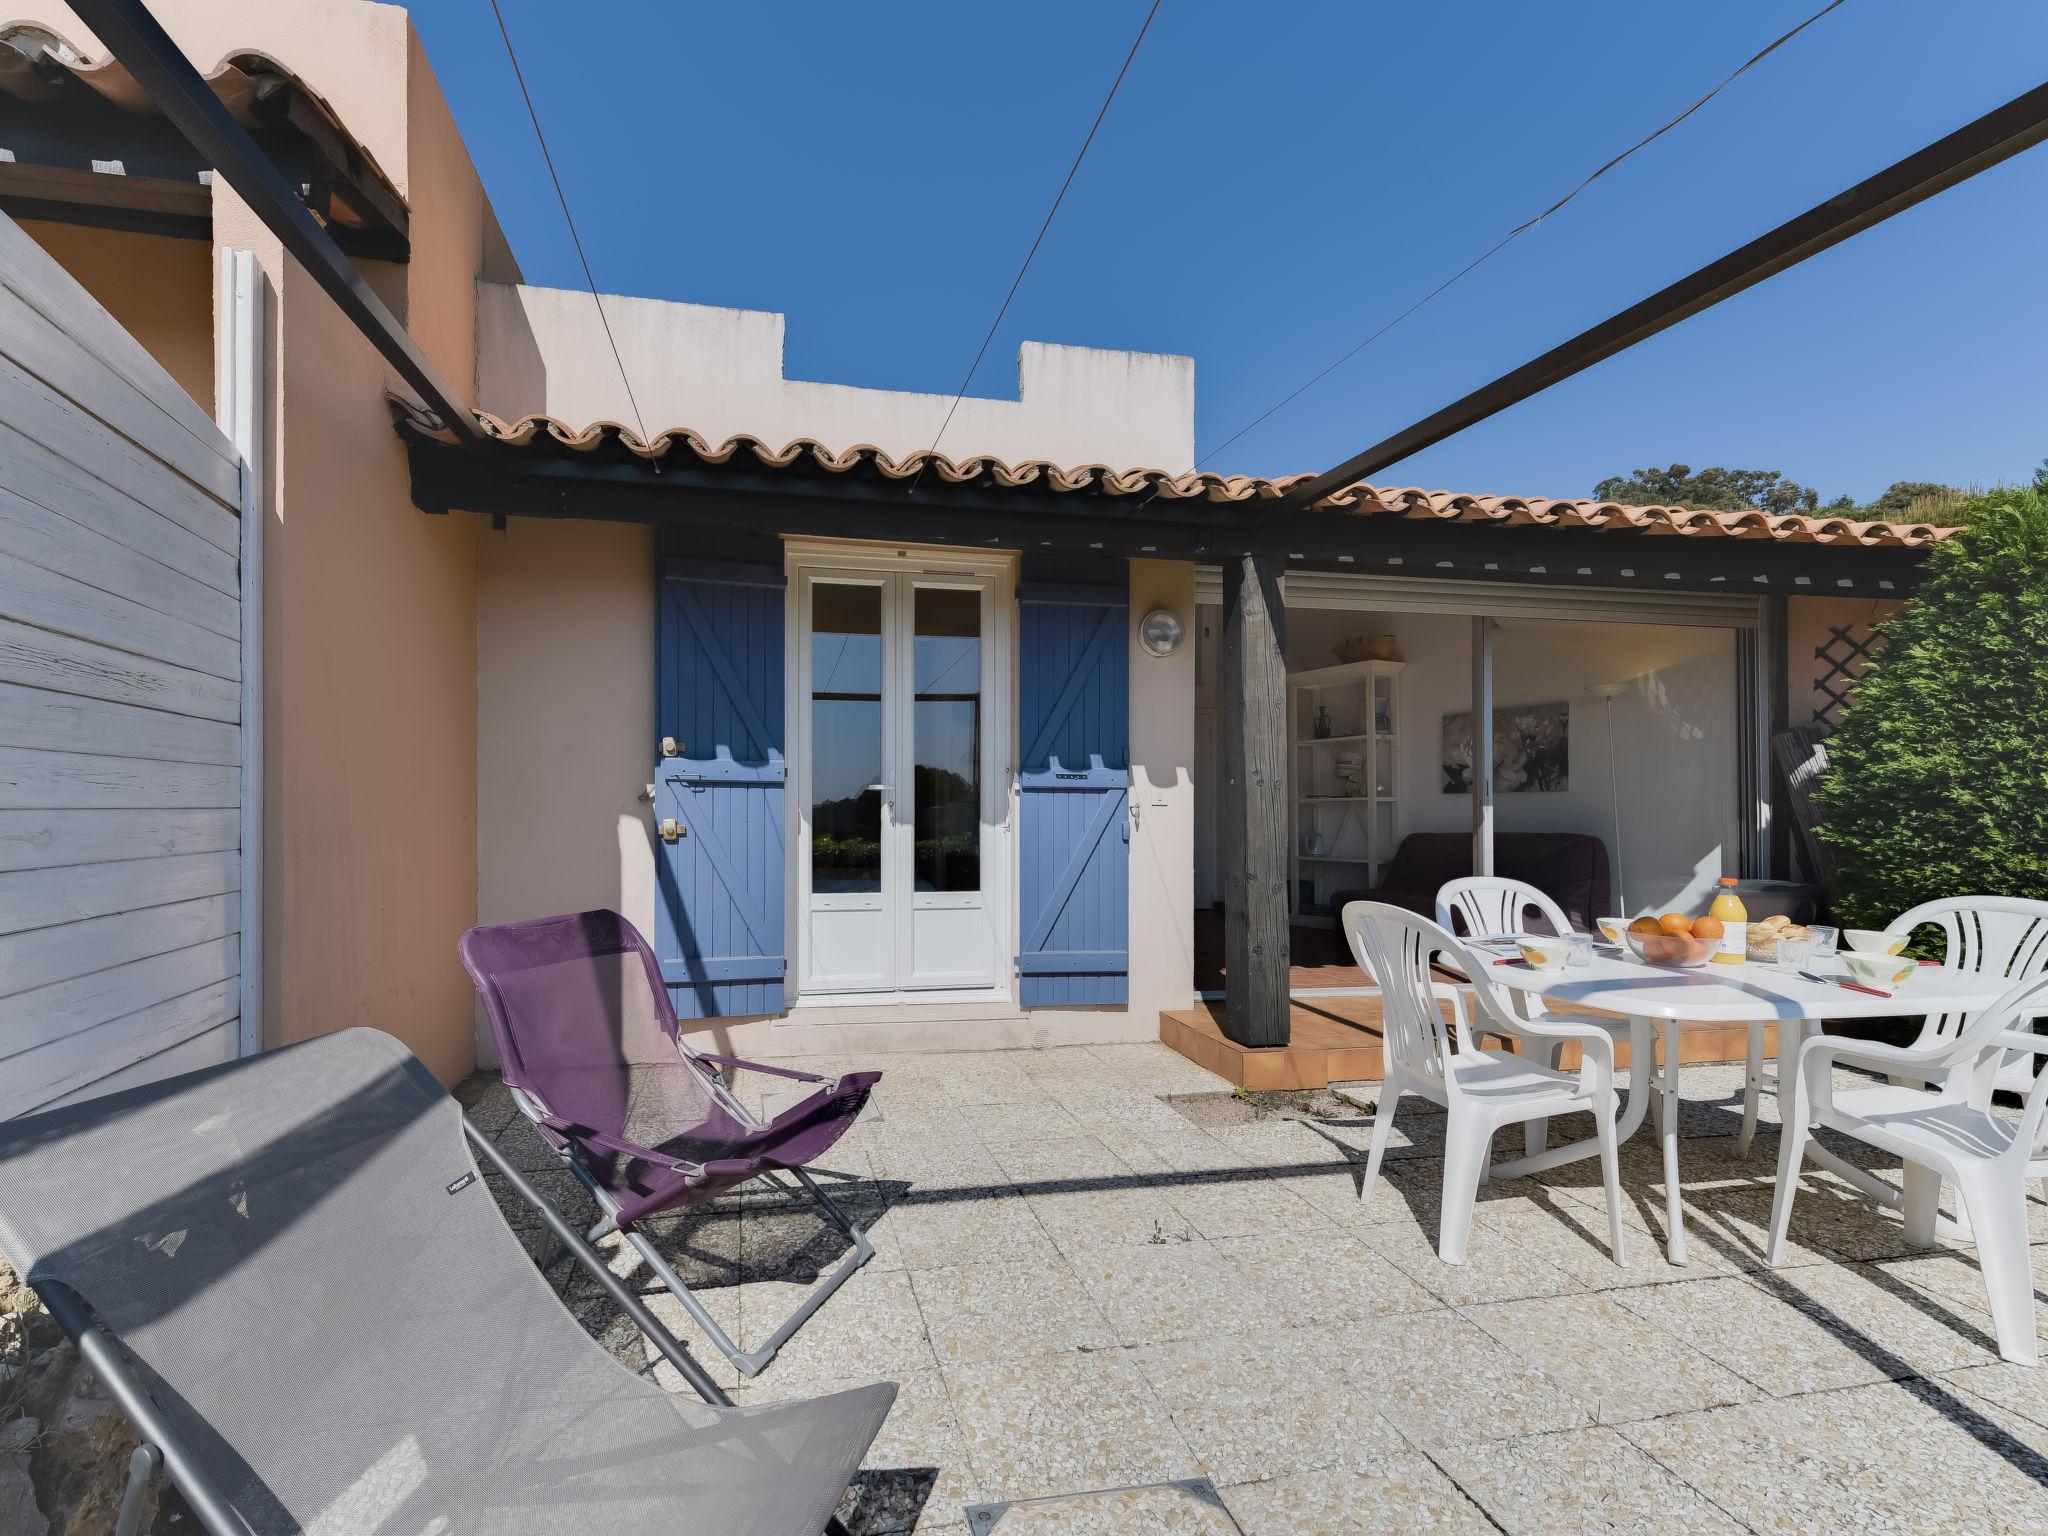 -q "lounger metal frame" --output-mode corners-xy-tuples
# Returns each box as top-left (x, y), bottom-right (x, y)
(505, 1036), (875, 1379)
(28, 1116), (851, 1536)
